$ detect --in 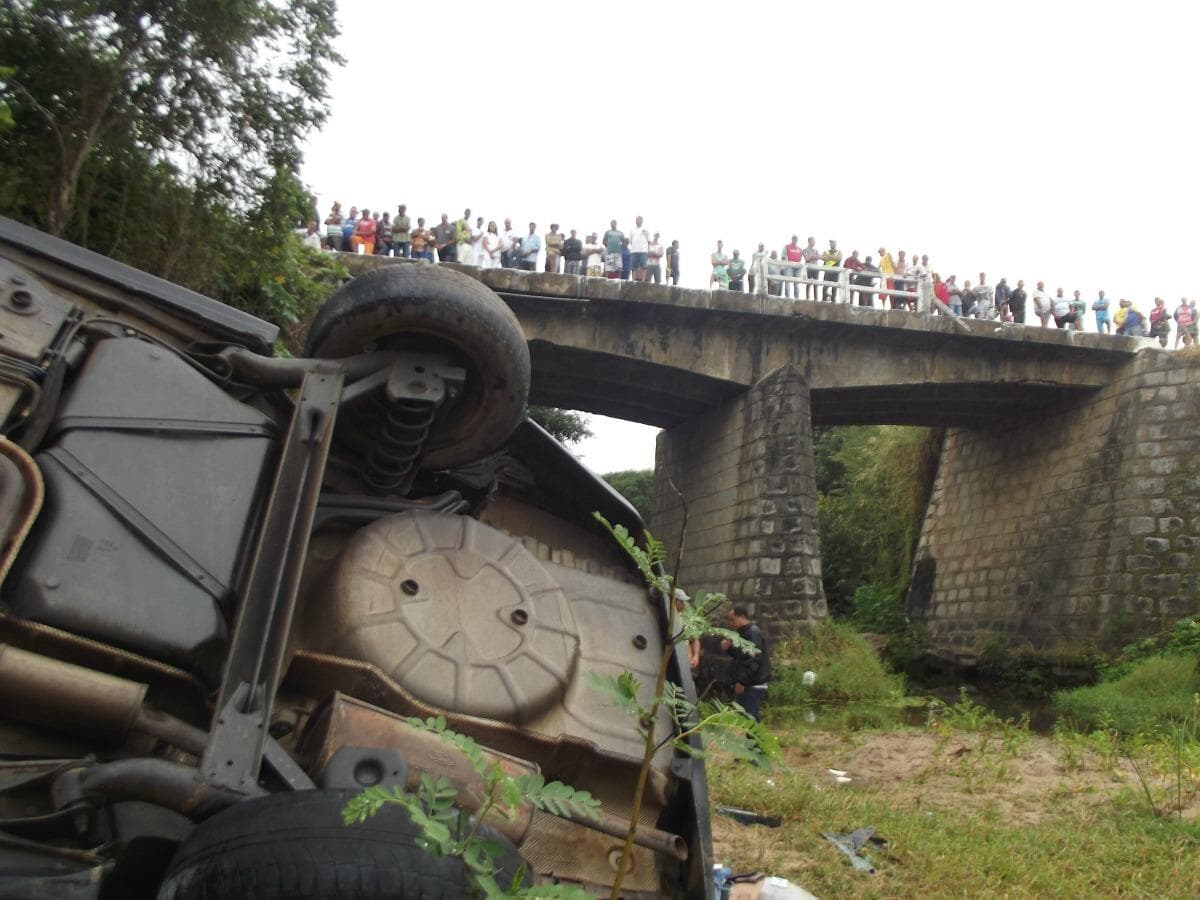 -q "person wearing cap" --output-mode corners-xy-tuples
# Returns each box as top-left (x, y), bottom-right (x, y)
(544, 224), (564, 273)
